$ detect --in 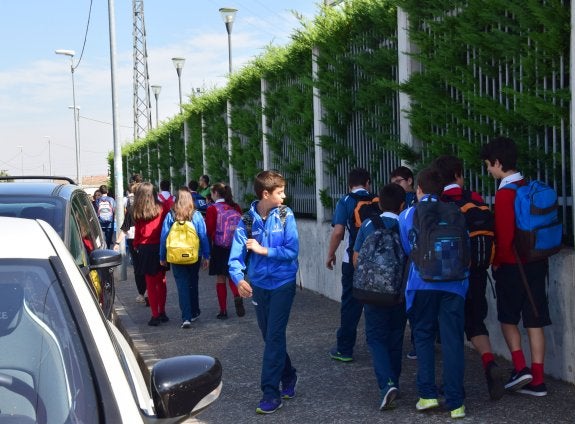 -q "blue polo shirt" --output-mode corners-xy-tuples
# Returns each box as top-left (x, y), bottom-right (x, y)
(332, 188), (371, 263)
